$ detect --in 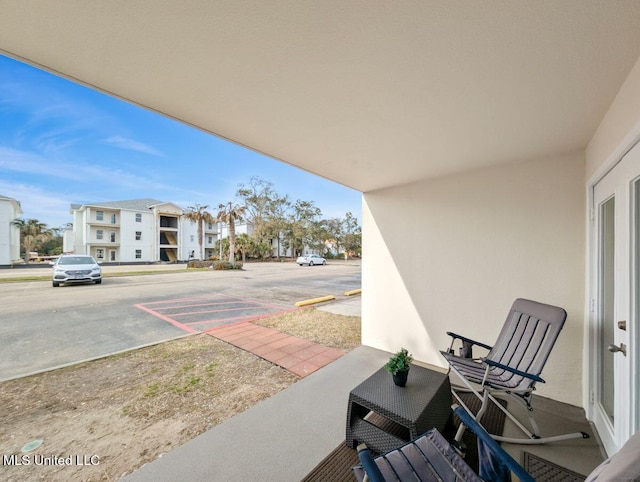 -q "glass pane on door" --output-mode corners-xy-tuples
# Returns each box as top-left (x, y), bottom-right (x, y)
(600, 197), (615, 423)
